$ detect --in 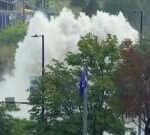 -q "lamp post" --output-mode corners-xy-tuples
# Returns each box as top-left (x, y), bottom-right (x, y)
(79, 65), (88, 135)
(31, 34), (45, 122)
